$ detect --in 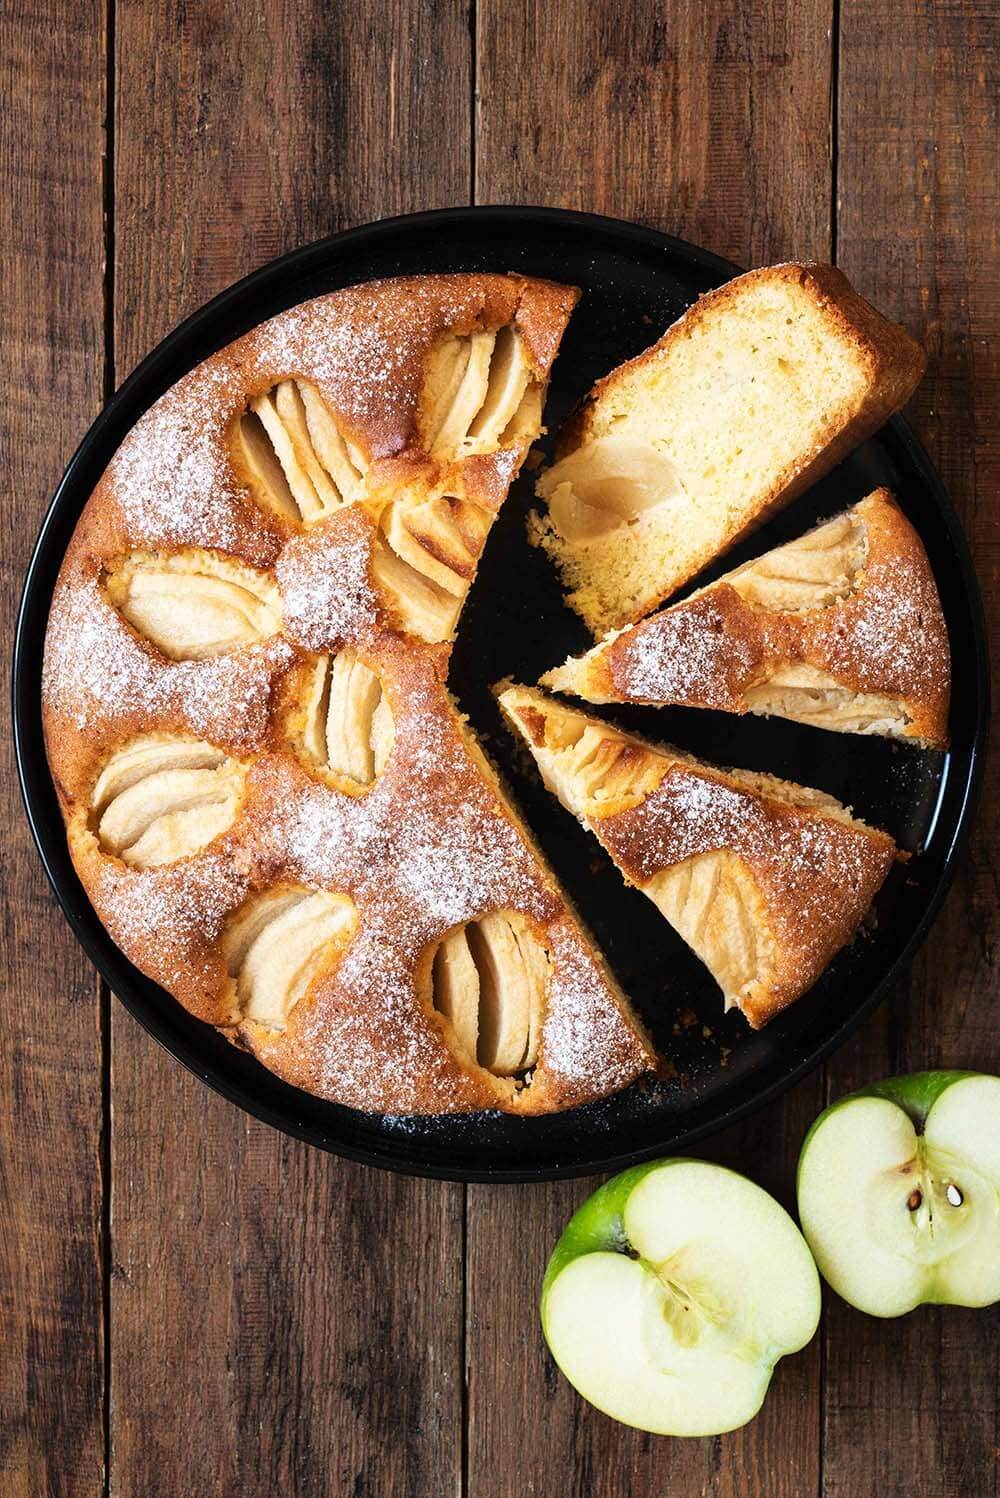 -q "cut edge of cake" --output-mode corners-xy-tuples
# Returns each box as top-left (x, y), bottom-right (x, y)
(542, 488), (951, 749)
(531, 263), (926, 636)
